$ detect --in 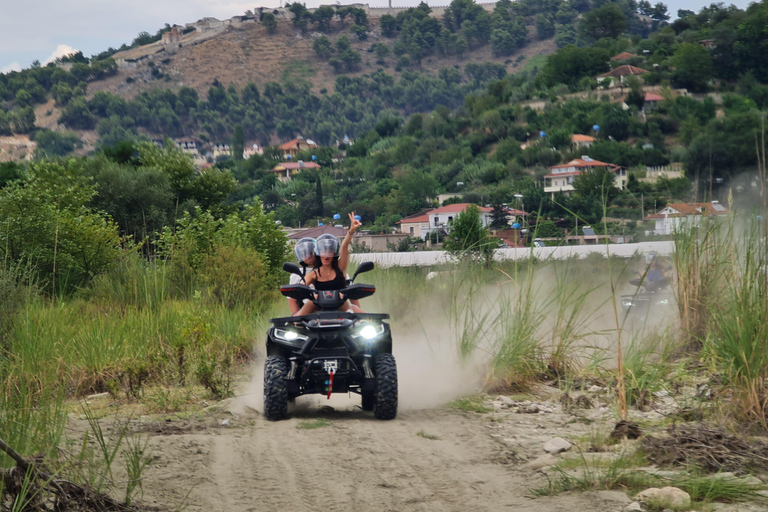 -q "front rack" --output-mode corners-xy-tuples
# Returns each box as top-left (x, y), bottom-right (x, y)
(270, 311), (390, 326)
